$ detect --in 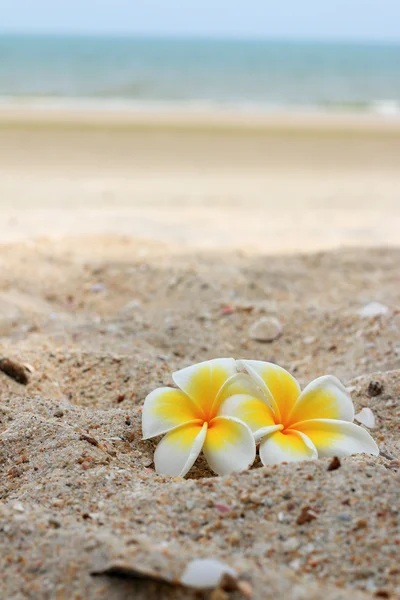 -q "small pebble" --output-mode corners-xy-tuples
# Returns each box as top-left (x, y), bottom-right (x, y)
(209, 589), (229, 600)
(338, 513), (352, 522)
(355, 518), (368, 530)
(90, 283), (106, 293)
(0, 357), (30, 385)
(358, 302), (389, 318)
(249, 316), (282, 343)
(296, 506), (317, 525)
(327, 456), (341, 471)
(215, 503), (231, 513)
(180, 559), (237, 590)
(228, 531), (241, 546)
(283, 537), (301, 552)
(368, 380), (384, 397)
(355, 407), (376, 428)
